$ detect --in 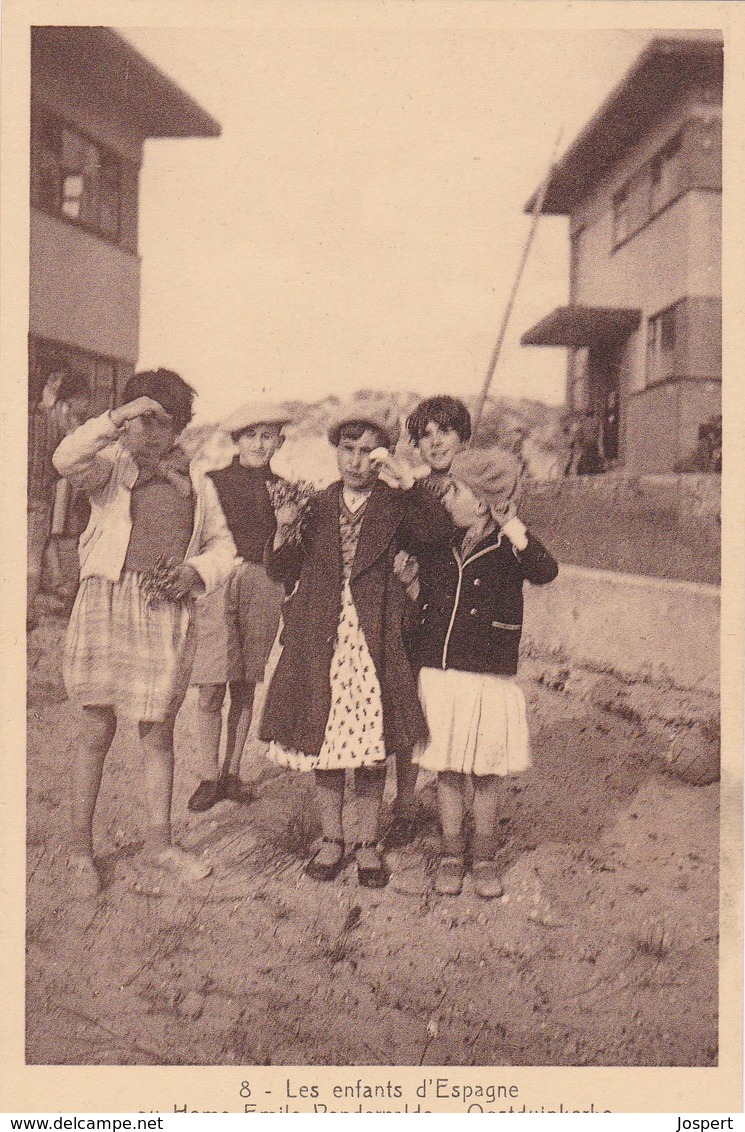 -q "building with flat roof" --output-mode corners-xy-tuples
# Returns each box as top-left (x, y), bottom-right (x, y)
(521, 35), (722, 474)
(29, 26), (220, 412)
